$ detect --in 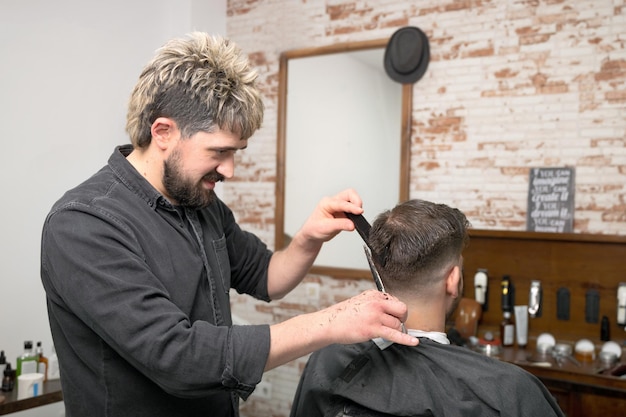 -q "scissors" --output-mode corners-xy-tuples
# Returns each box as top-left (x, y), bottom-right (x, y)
(345, 212), (407, 333)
